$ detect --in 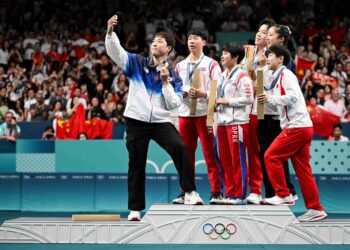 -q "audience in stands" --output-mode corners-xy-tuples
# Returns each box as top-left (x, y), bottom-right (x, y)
(0, 0), (349, 139)
(0, 111), (20, 141)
